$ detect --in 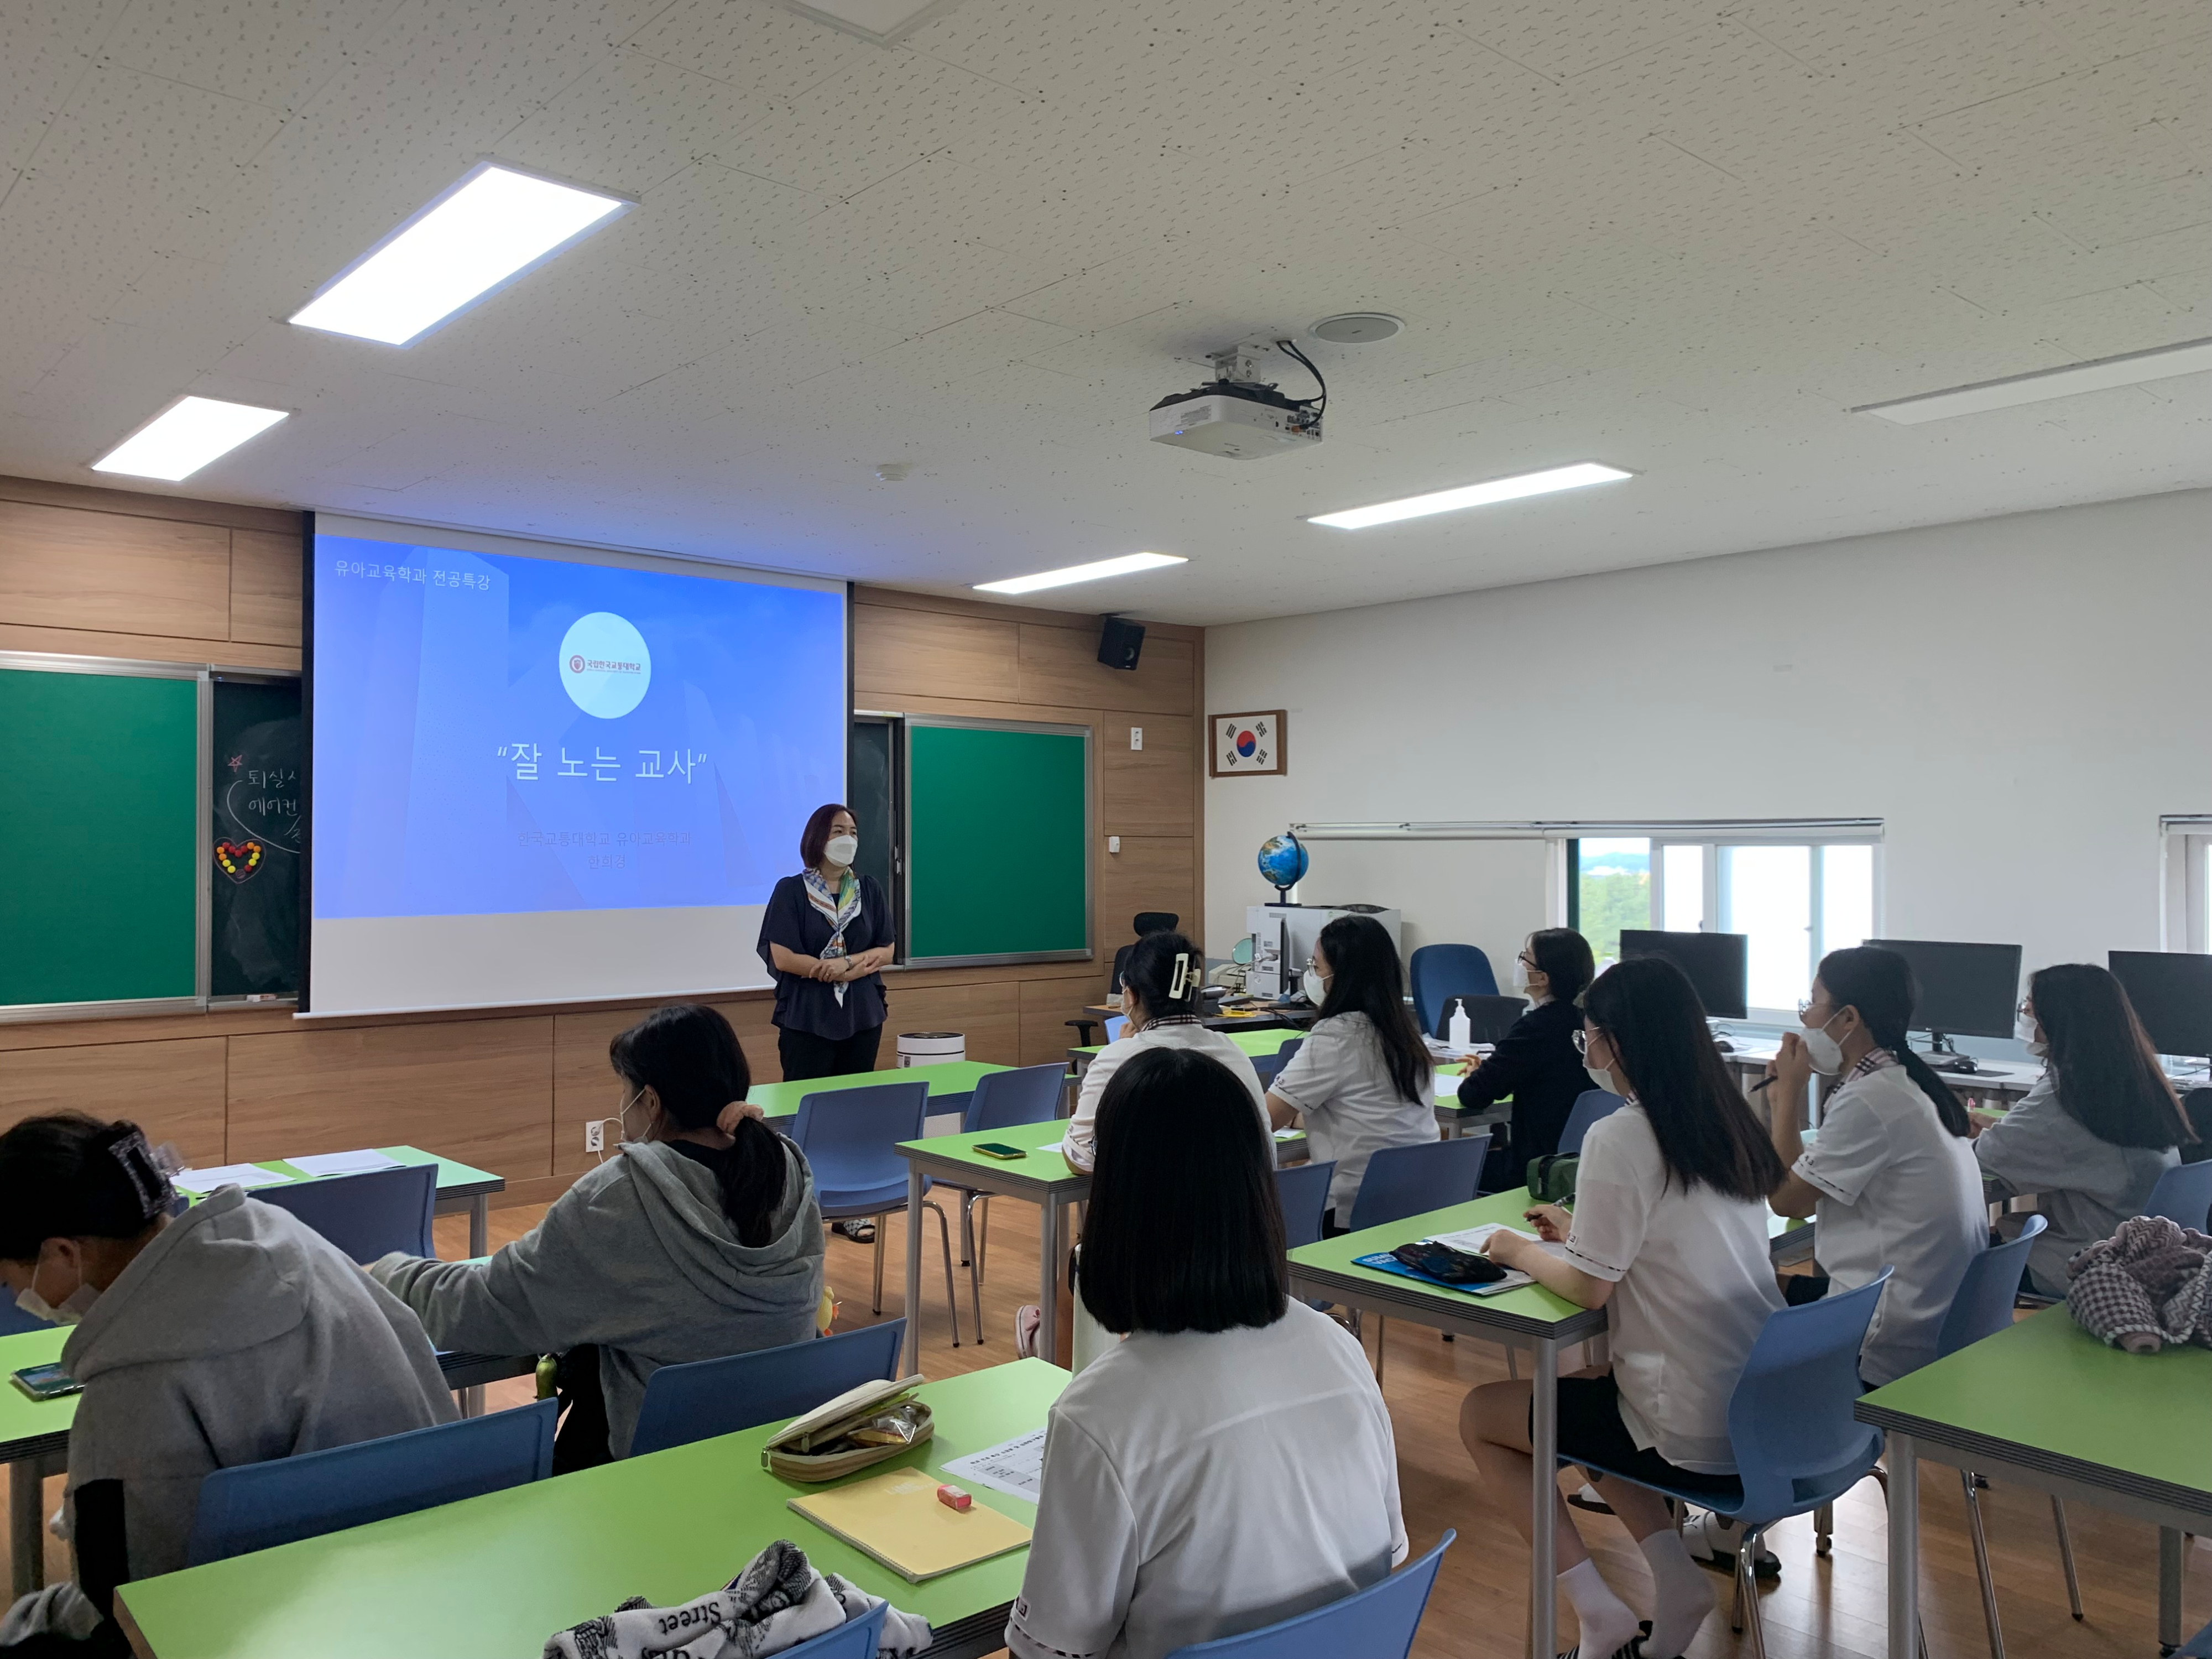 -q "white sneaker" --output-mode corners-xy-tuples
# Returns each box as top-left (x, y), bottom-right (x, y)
(1682, 1510), (1778, 1579)
(1014, 1304), (1041, 1359)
